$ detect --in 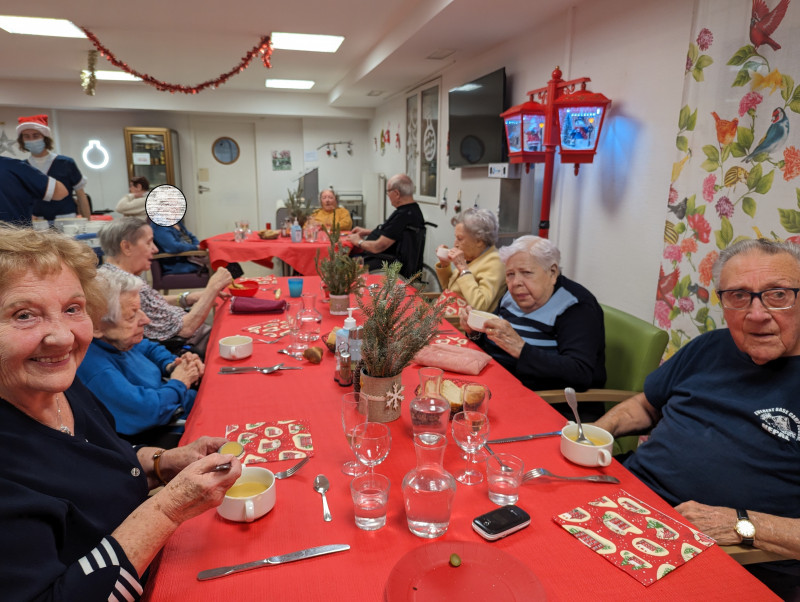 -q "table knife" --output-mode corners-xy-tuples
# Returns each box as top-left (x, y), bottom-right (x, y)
(486, 430), (562, 444)
(197, 544), (350, 581)
(218, 366), (303, 373)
